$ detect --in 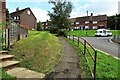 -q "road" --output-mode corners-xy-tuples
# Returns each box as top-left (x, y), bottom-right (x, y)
(73, 36), (119, 58)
